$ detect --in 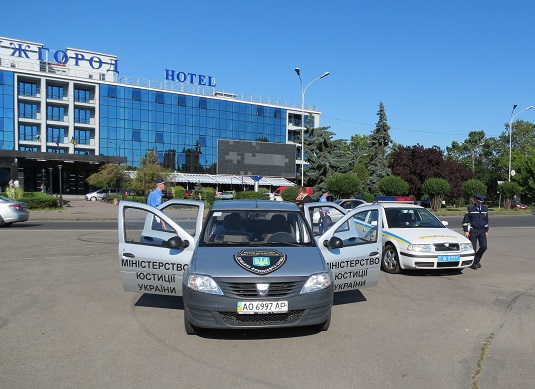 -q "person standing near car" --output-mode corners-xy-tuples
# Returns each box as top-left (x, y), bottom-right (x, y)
(147, 178), (166, 207)
(319, 189), (330, 234)
(462, 194), (489, 270)
(296, 186), (312, 211)
(147, 177), (167, 230)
